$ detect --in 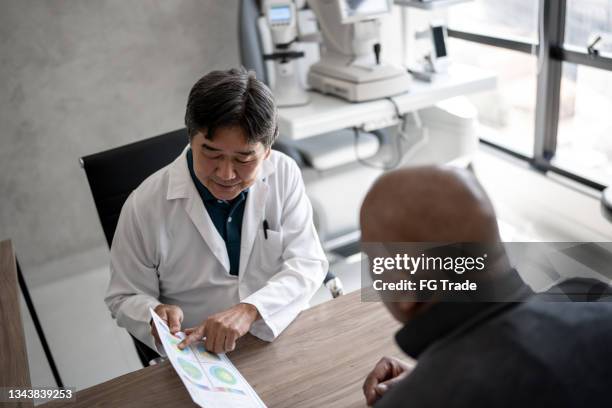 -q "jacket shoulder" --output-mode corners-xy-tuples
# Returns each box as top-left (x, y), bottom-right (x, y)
(268, 149), (301, 175)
